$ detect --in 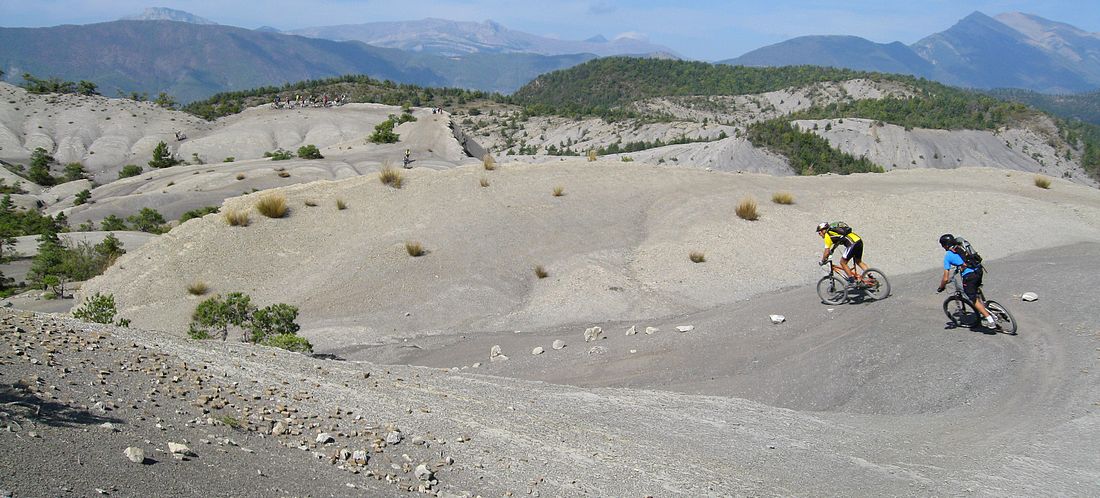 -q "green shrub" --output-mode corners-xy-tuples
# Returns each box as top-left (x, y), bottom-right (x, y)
(261, 334), (313, 353)
(127, 208), (168, 233)
(223, 157), (235, 163)
(74, 189), (91, 205)
(1034, 175), (1052, 189)
(369, 118), (400, 143)
(148, 141), (181, 168)
(180, 206), (219, 223)
(100, 215), (127, 231)
(249, 303), (300, 343)
(63, 162), (87, 182)
(264, 149), (294, 161)
(297, 144), (323, 159)
(689, 251), (706, 263)
(189, 292), (254, 341)
(72, 292), (117, 324)
(118, 164), (143, 178)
